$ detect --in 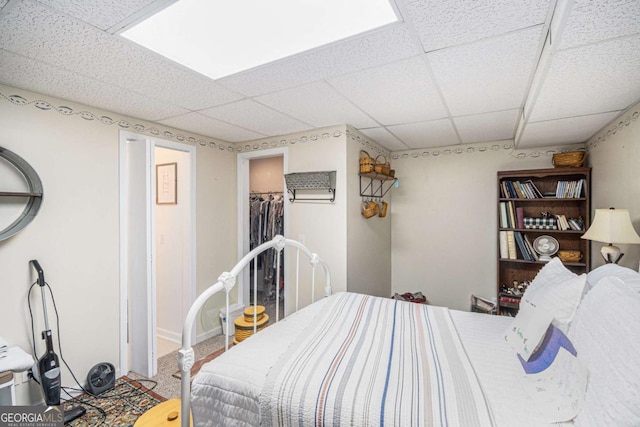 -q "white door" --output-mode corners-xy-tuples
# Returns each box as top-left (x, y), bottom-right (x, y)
(122, 137), (157, 377)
